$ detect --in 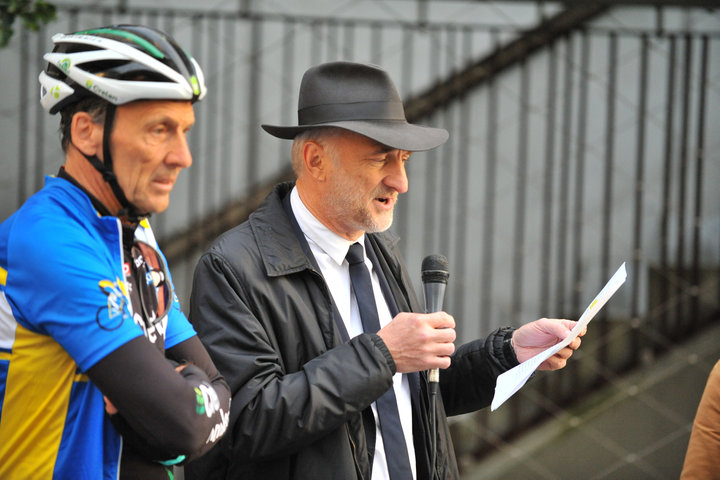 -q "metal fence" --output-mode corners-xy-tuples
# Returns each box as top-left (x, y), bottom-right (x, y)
(1, 1), (719, 474)
(414, 24), (720, 462)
